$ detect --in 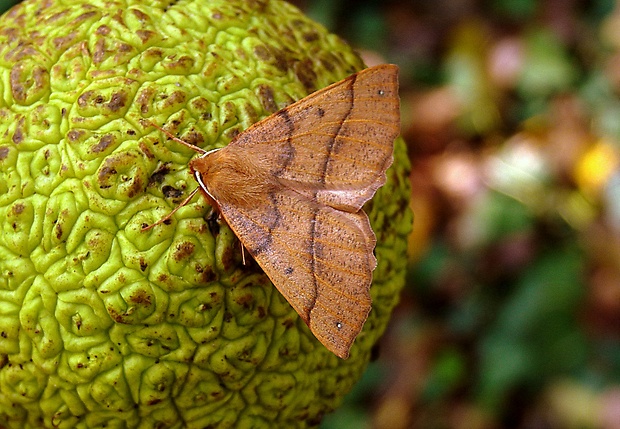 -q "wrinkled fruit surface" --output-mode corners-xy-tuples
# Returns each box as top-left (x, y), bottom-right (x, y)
(0, 0), (411, 428)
